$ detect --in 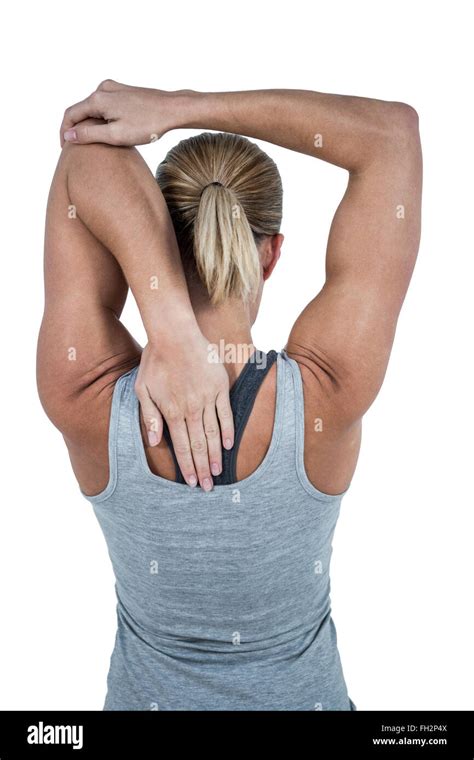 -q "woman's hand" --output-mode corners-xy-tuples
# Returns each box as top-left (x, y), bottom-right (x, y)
(134, 334), (234, 492)
(60, 79), (194, 147)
